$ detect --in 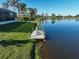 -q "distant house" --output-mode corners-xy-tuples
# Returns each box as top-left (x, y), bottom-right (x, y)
(0, 8), (17, 22)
